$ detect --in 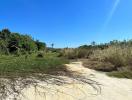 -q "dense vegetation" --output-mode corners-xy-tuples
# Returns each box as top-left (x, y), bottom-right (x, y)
(0, 29), (69, 78)
(0, 29), (46, 55)
(0, 54), (69, 78)
(0, 28), (132, 99)
(1, 28), (131, 79)
(60, 40), (132, 79)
